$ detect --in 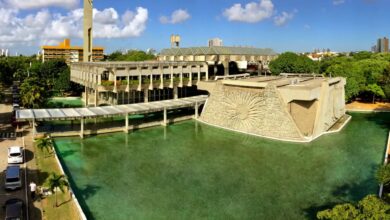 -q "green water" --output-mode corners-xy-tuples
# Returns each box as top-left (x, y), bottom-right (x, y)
(54, 113), (390, 220)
